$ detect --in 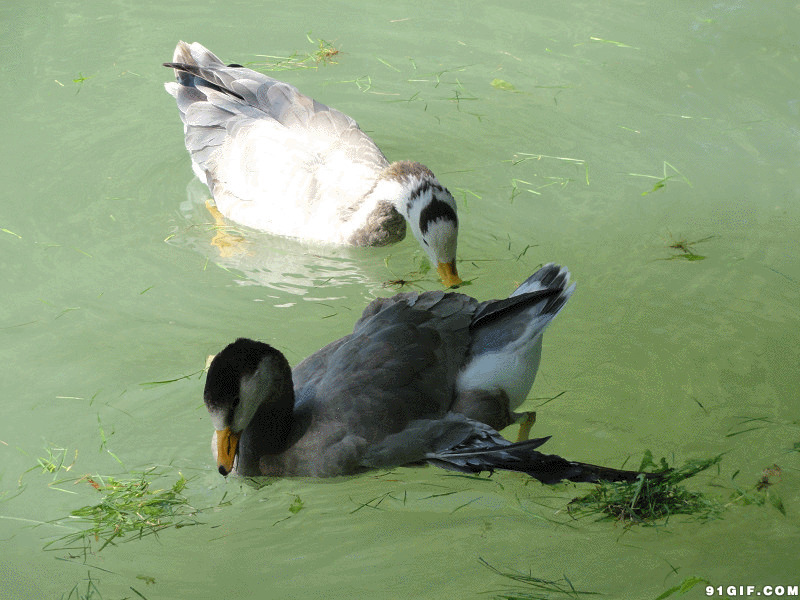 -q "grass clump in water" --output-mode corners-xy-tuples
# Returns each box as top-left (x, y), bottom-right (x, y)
(249, 33), (339, 72)
(567, 451), (723, 526)
(45, 468), (200, 556)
